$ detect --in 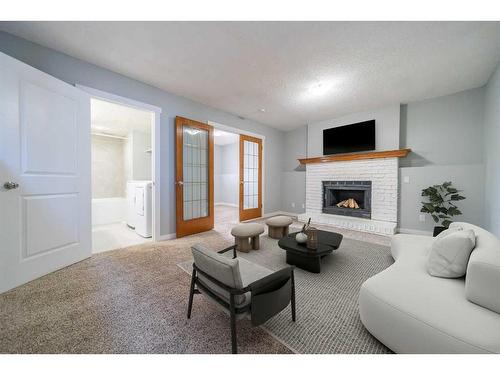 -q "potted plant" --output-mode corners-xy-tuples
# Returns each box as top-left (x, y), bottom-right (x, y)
(420, 181), (466, 237)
